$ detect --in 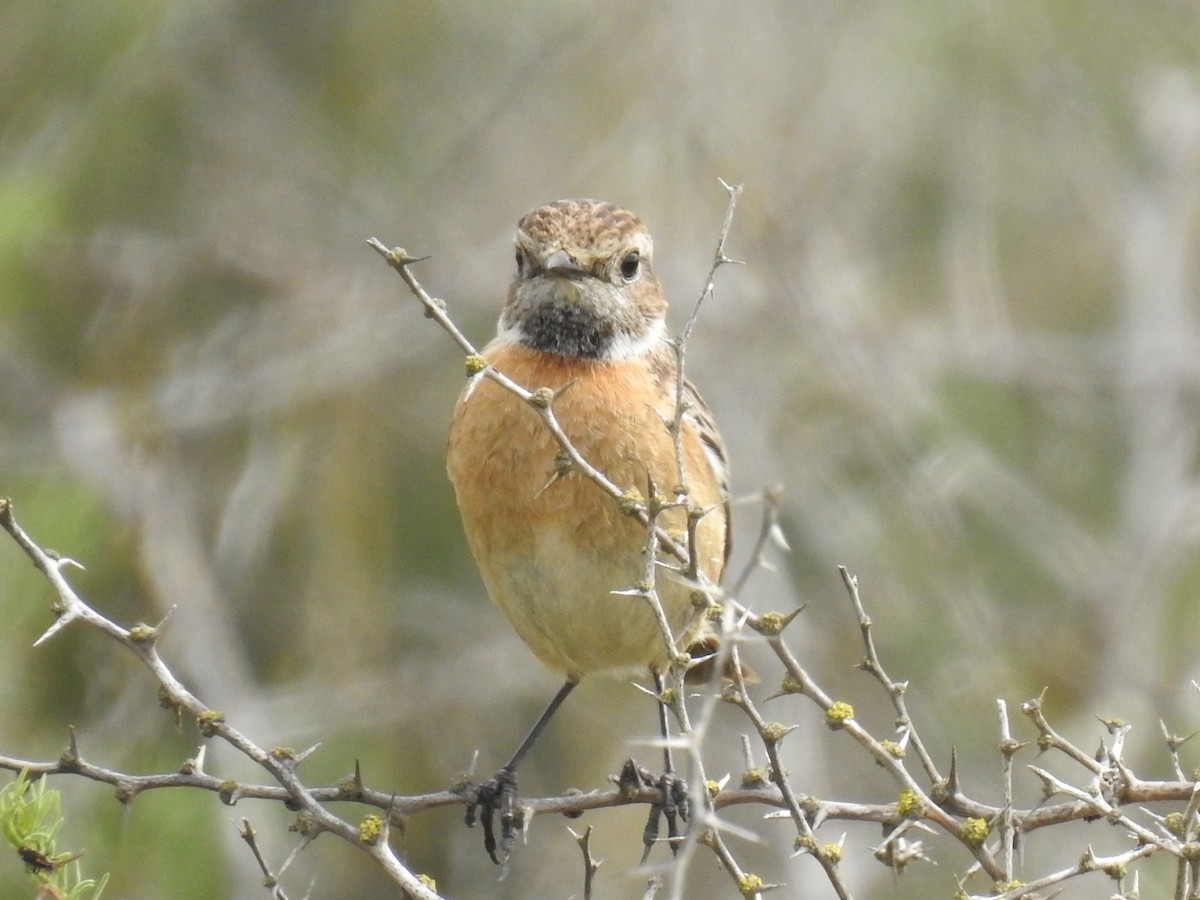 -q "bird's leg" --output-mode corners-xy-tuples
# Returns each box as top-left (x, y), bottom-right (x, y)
(641, 669), (689, 862)
(466, 679), (577, 864)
